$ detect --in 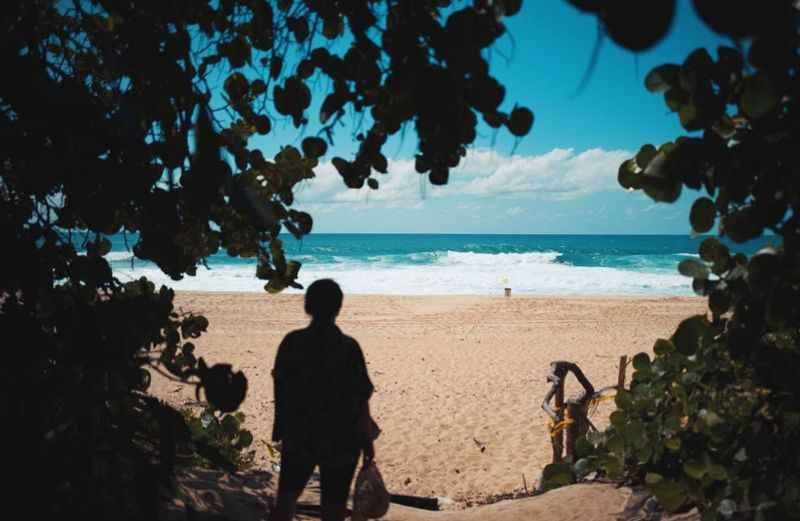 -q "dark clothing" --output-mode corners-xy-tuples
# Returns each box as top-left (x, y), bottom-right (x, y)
(271, 324), (374, 465)
(276, 444), (359, 505)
